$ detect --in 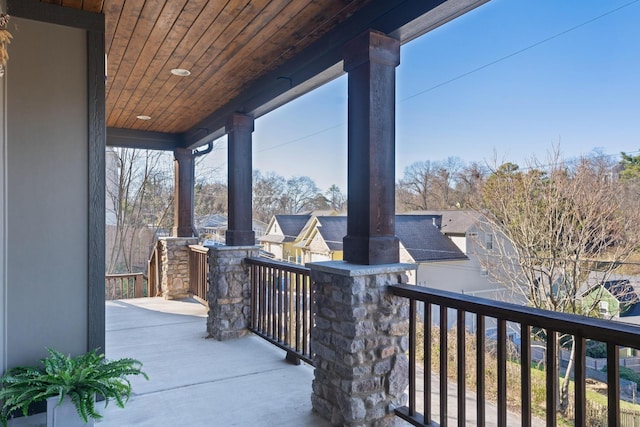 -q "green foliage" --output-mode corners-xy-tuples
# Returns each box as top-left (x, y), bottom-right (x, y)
(602, 364), (640, 391)
(619, 151), (640, 180)
(585, 341), (607, 358)
(0, 348), (148, 426)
